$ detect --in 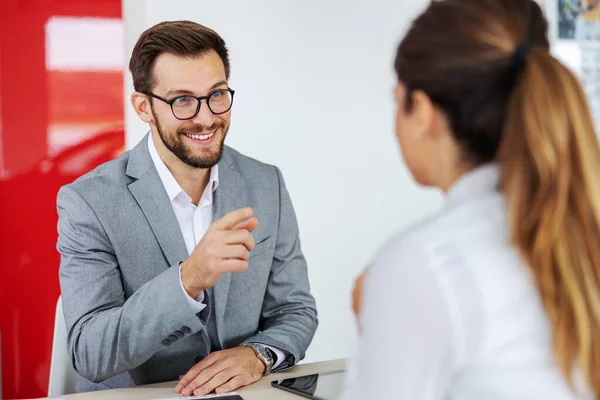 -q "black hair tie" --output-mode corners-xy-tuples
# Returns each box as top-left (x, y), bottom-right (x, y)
(511, 41), (534, 72)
